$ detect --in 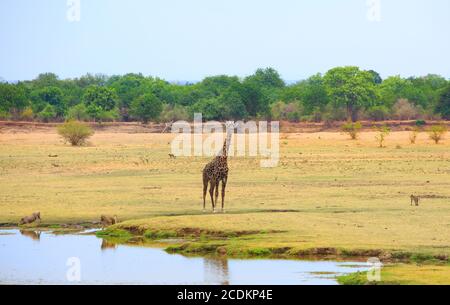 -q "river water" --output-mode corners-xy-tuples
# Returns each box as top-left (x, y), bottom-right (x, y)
(0, 229), (369, 285)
